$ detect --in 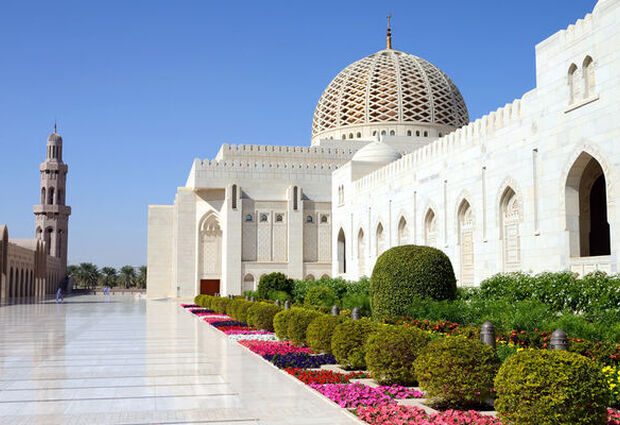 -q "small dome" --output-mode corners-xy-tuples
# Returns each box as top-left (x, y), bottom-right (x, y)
(352, 141), (402, 164)
(47, 132), (62, 143)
